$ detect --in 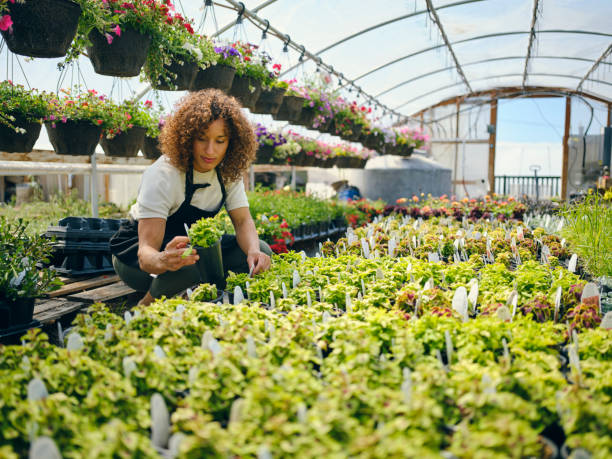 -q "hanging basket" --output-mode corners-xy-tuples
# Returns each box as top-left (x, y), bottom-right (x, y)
(272, 95), (304, 122)
(151, 57), (199, 91)
(254, 144), (275, 164)
(191, 64), (236, 92)
(100, 126), (145, 157)
(0, 114), (41, 153)
(228, 75), (262, 111)
(396, 144), (414, 157)
(335, 157), (355, 169)
(364, 132), (384, 151)
(296, 105), (317, 127)
(45, 120), (101, 156)
(87, 27), (152, 77)
(142, 135), (162, 160)
(0, 297), (35, 330)
(1, 0), (81, 58)
(251, 87), (286, 115)
(342, 123), (363, 142)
